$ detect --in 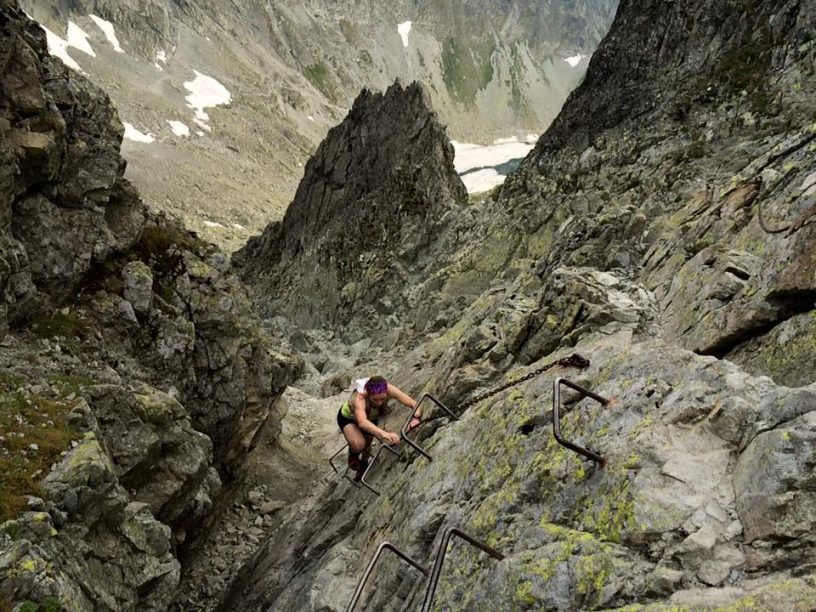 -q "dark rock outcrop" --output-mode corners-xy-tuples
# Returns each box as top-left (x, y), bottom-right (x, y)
(235, 80), (467, 335)
(0, 3), (298, 610)
(1, 0), (145, 326)
(527, 0), (814, 158)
